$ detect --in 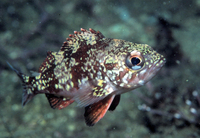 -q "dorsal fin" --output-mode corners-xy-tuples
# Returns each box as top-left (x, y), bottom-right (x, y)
(38, 51), (55, 73)
(45, 94), (74, 110)
(84, 94), (115, 126)
(60, 28), (105, 52)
